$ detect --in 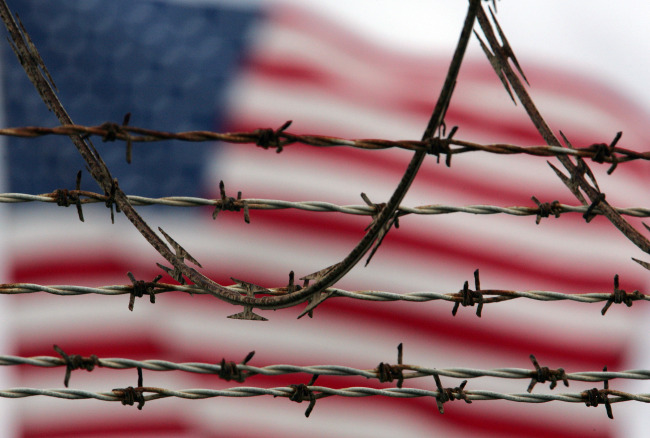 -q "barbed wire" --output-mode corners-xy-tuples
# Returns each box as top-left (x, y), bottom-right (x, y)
(1, 0), (648, 424)
(0, 123), (647, 167)
(0, 385), (646, 414)
(3, 353), (650, 384)
(1, 271), (645, 317)
(2, 190), (648, 220)
(0, 344), (633, 417)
